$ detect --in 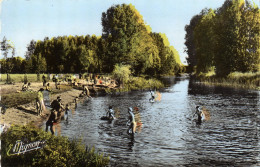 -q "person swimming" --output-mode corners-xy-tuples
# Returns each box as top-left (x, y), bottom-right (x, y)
(106, 106), (115, 120)
(149, 90), (155, 102)
(127, 107), (136, 135)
